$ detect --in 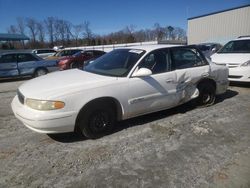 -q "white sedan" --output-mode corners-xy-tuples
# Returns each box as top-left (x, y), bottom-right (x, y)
(11, 45), (229, 138)
(211, 37), (250, 82)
